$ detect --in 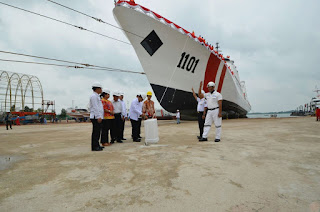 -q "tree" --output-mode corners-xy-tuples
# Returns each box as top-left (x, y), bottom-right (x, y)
(60, 108), (67, 118)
